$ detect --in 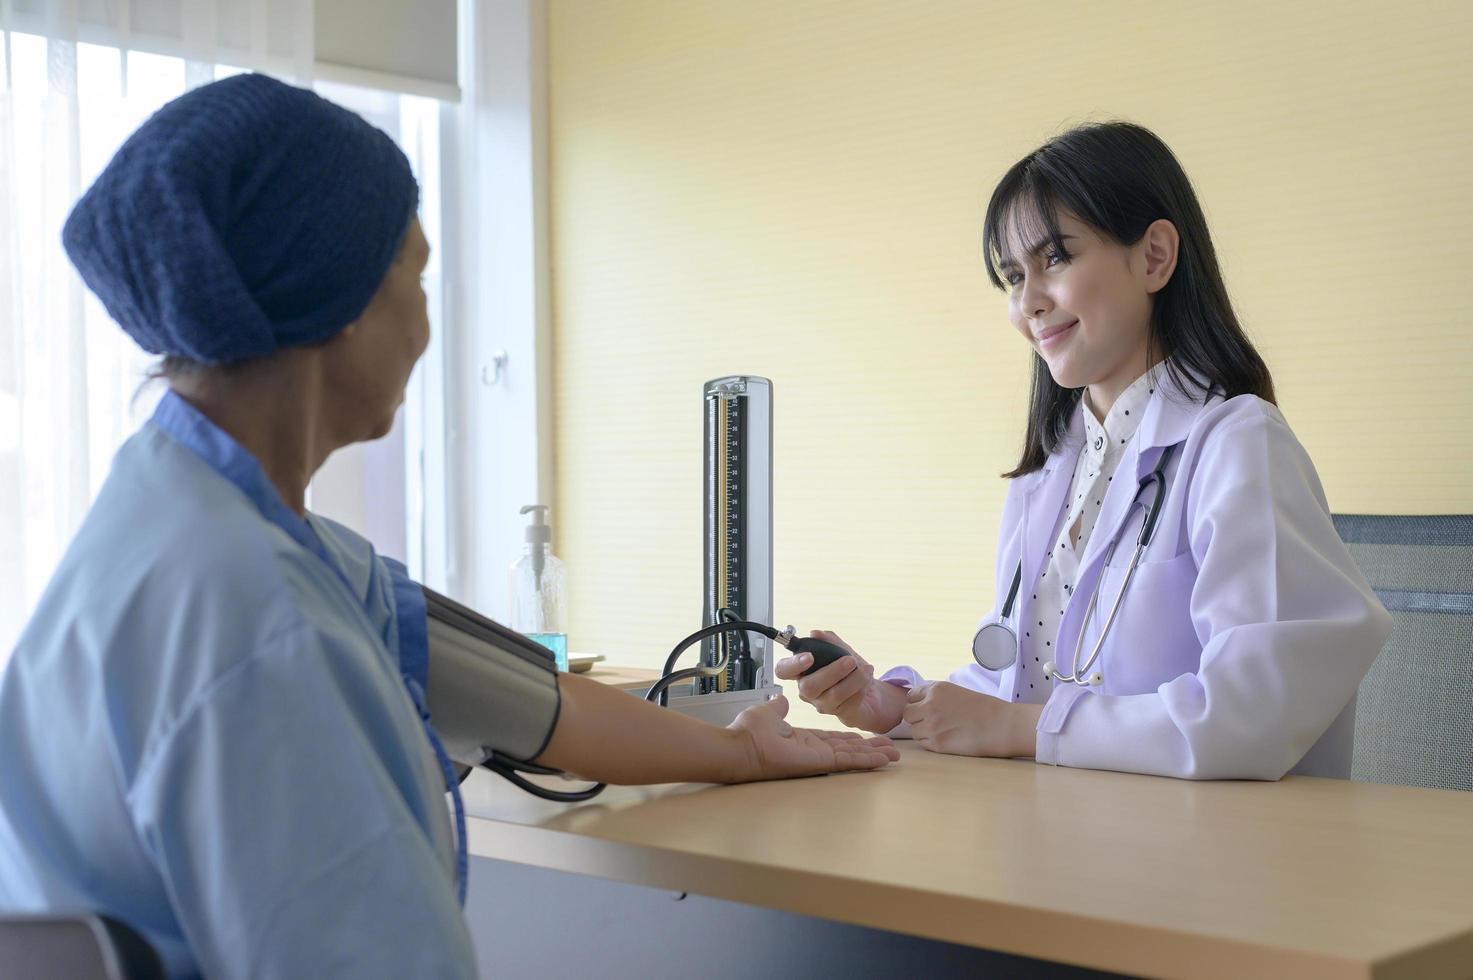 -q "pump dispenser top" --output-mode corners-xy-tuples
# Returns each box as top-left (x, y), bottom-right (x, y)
(520, 504), (551, 579)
